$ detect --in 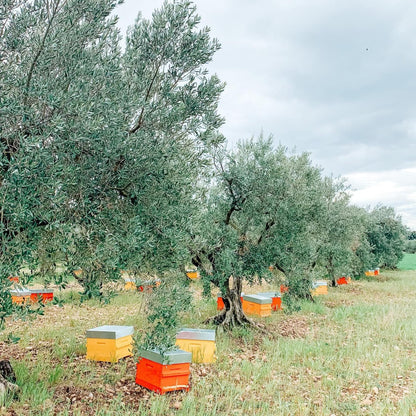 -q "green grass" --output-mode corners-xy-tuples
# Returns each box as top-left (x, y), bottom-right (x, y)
(397, 253), (416, 270)
(1, 272), (416, 415)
